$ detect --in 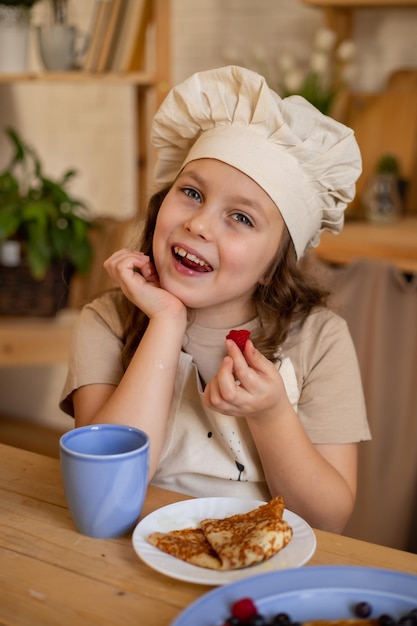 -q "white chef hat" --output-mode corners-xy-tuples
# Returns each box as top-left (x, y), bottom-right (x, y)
(151, 65), (362, 258)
